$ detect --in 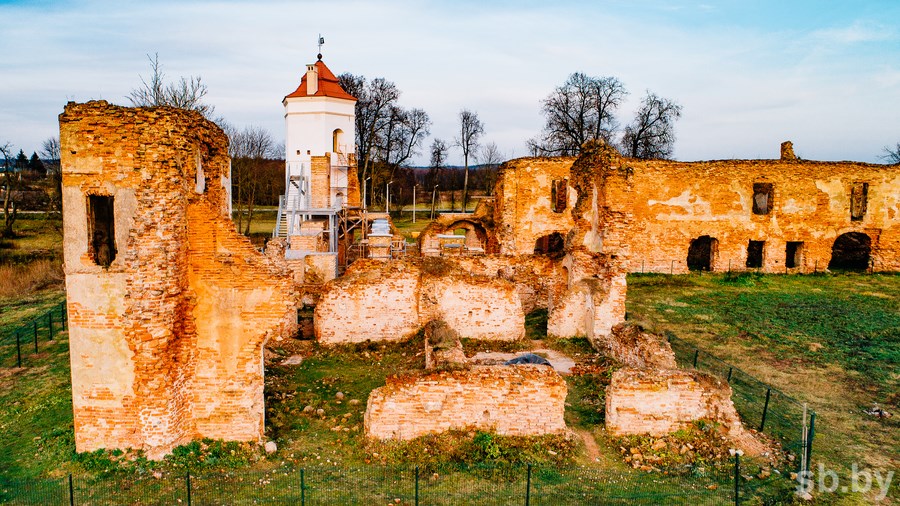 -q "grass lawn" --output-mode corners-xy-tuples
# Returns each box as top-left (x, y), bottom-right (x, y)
(627, 272), (899, 488)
